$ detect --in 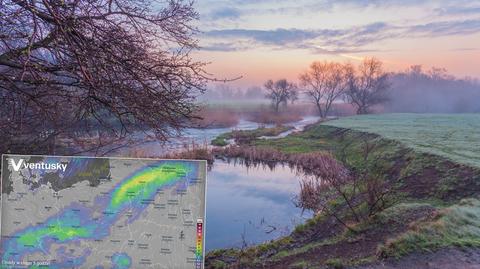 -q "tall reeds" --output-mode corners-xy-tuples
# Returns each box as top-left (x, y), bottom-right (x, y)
(164, 141), (214, 170)
(214, 144), (391, 231)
